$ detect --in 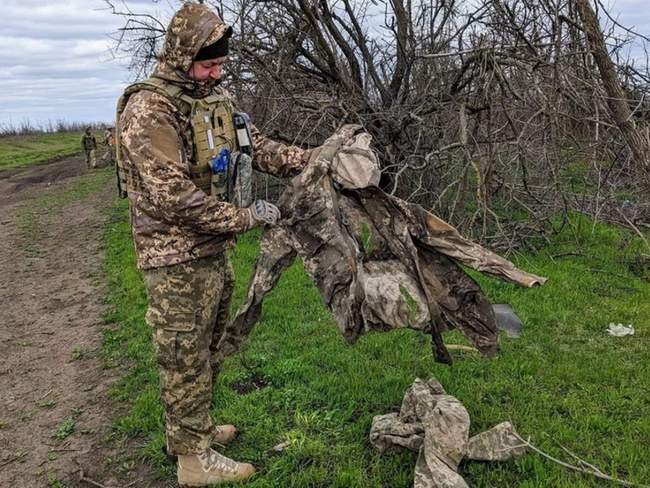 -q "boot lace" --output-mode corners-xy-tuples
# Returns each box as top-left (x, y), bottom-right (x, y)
(198, 449), (239, 475)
